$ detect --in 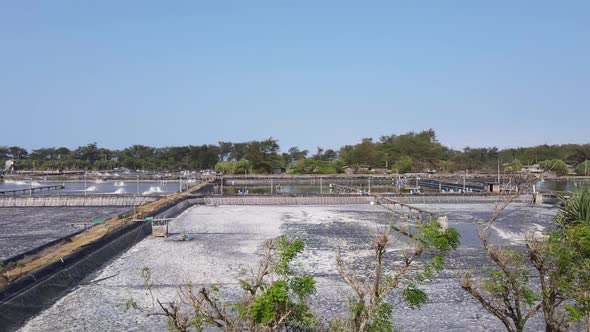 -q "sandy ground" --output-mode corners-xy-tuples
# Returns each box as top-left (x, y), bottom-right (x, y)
(0, 207), (130, 260)
(18, 203), (557, 332)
